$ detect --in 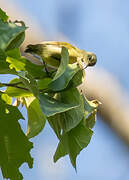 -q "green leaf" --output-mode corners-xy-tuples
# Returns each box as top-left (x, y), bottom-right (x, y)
(0, 19), (27, 51)
(85, 110), (97, 129)
(53, 134), (67, 160)
(0, 49), (16, 74)
(0, 96), (33, 180)
(6, 48), (26, 71)
(37, 78), (52, 90)
(38, 93), (79, 117)
(70, 69), (85, 88)
(48, 113), (62, 139)
(5, 78), (32, 97)
(6, 56), (26, 71)
(19, 71), (39, 97)
(0, 48), (6, 61)
(25, 61), (45, 79)
(0, 8), (9, 22)
(50, 63), (80, 91)
(6, 48), (45, 78)
(24, 96), (46, 139)
(82, 97), (100, 129)
(48, 88), (84, 135)
(1, 93), (12, 105)
(83, 95), (99, 116)
(7, 32), (25, 51)
(6, 47), (21, 58)
(52, 46), (69, 81)
(54, 123), (93, 169)
(59, 88), (84, 132)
